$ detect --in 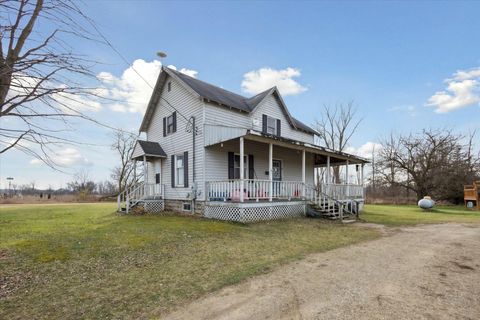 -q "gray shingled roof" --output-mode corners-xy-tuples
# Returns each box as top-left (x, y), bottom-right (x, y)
(168, 68), (318, 135)
(137, 140), (167, 157)
(169, 68), (252, 112)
